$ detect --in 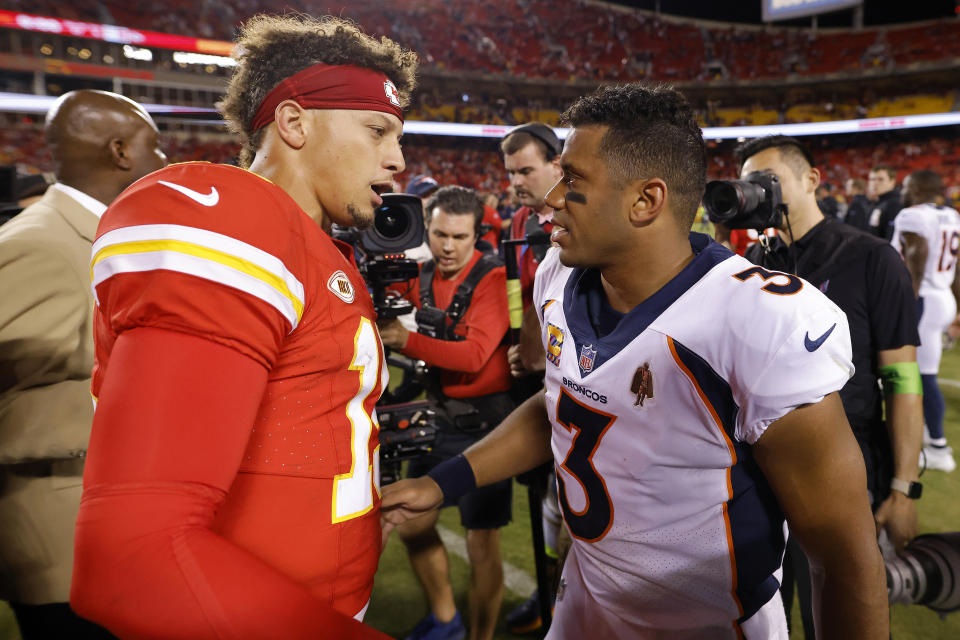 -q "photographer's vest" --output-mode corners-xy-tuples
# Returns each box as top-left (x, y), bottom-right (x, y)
(417, 253), (504, 340)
